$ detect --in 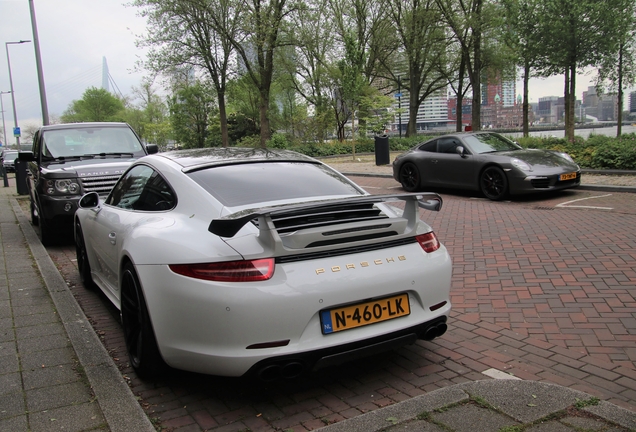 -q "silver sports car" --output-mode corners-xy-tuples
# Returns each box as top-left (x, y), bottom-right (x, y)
(393, 132), (581, 200)
(75, 148), (452, 379)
